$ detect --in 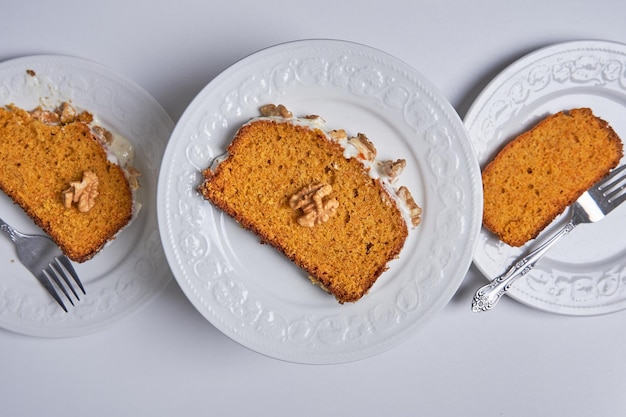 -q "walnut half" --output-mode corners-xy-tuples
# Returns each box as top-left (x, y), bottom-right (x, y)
(289, 182), (339, 227)
(62, 171), (99, 213)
